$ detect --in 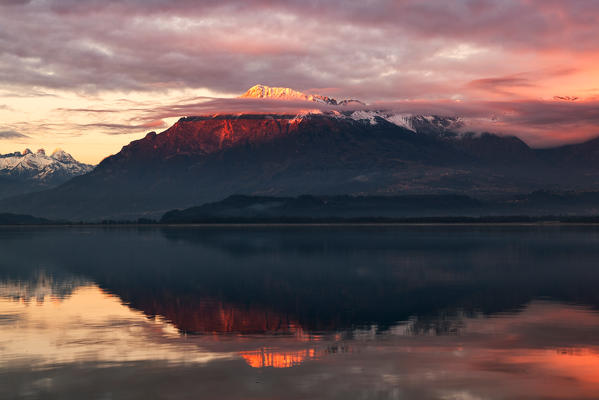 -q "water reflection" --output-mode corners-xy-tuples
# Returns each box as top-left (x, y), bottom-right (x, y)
(0, 279), (232, 369)
(1, 226), (599, 399)
(0, 271), (90, 303)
